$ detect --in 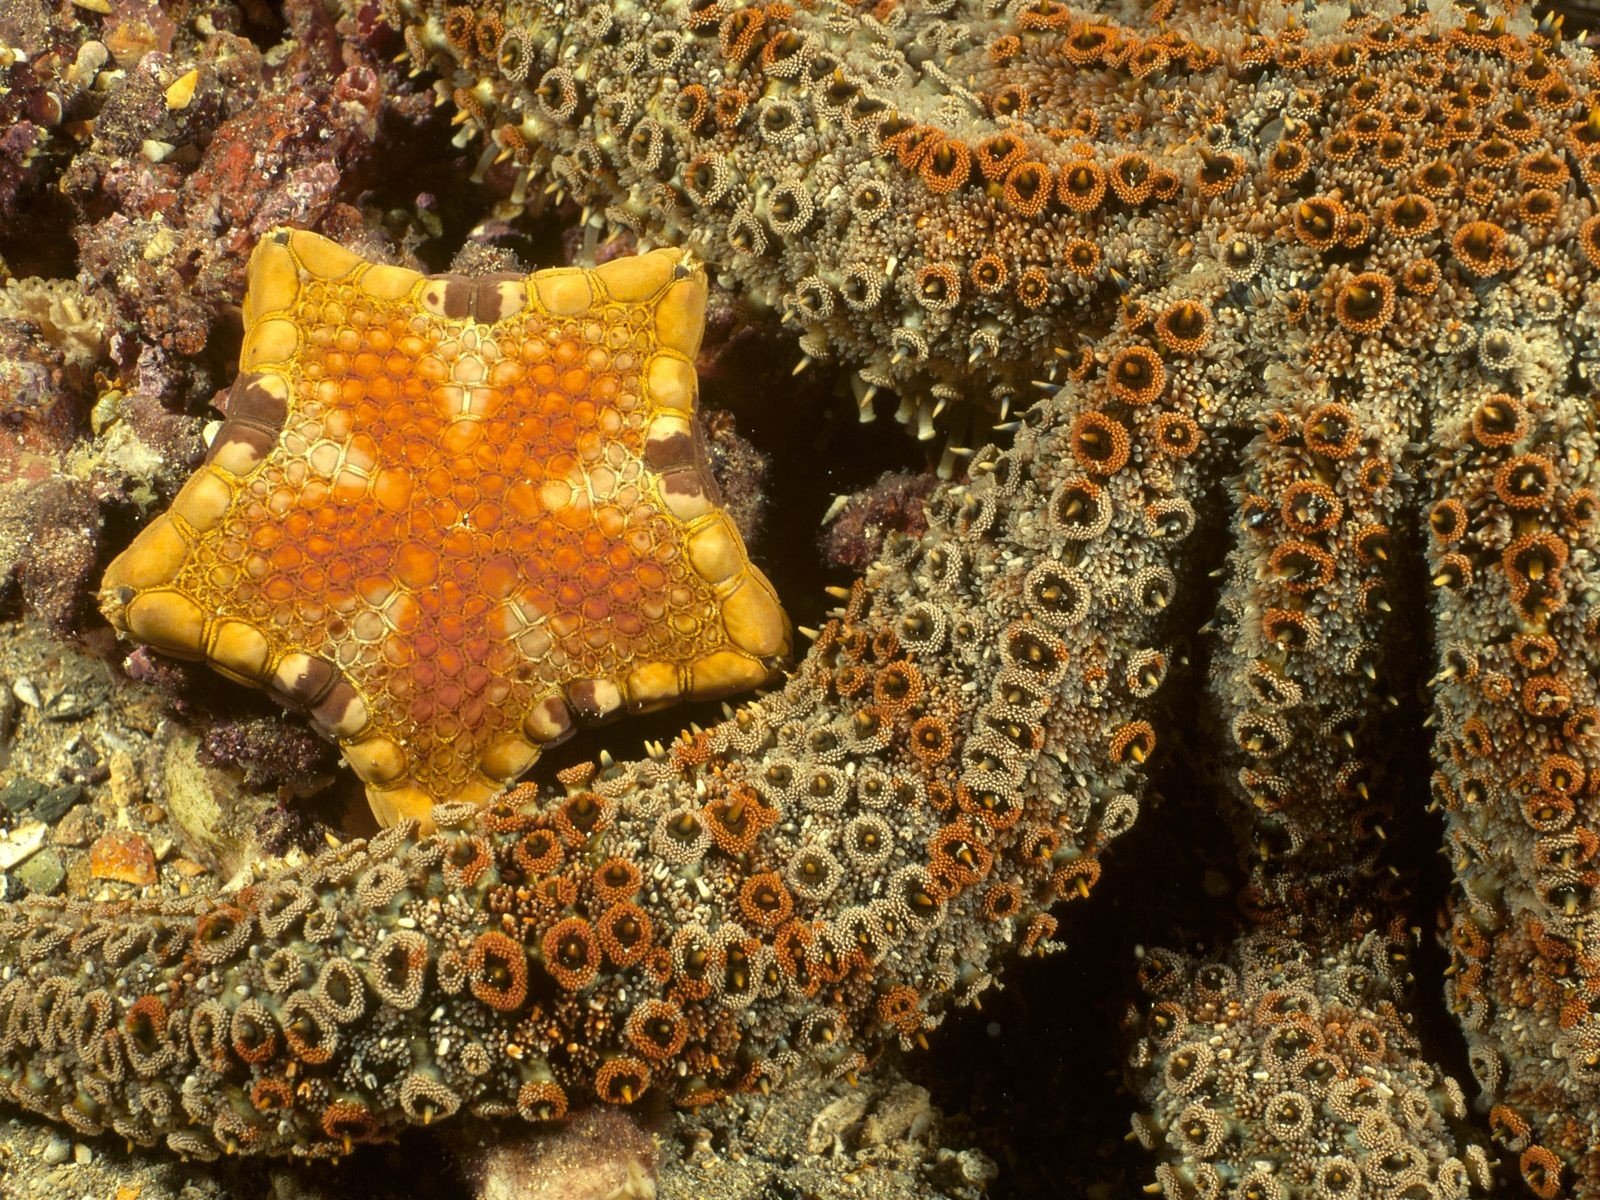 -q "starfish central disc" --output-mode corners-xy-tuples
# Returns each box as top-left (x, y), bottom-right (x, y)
(100, 230), (791, 825)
